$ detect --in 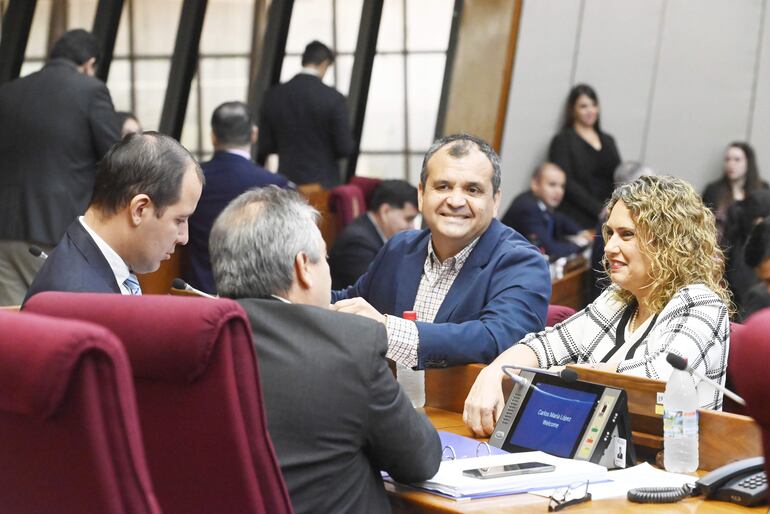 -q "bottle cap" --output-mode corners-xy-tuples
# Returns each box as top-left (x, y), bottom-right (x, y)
(402, 310), (417, 321)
